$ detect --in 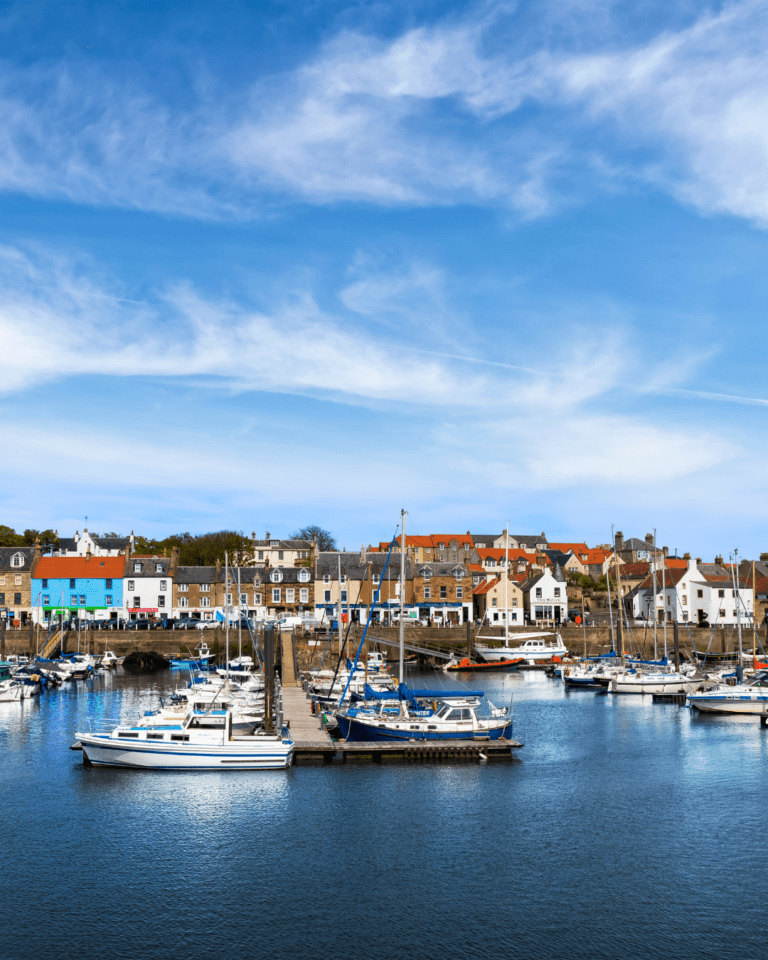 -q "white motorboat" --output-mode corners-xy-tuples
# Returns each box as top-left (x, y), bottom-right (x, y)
(101, 650), (125, 669)
(609, 670), (703, 695)
(76, 709), (293, 769)
(0, 678), (23, 702)
(138, 703), (264, 733)
(687, 672), (768, 714)
(475, 632), (568, 664)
